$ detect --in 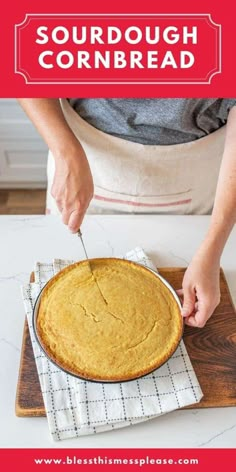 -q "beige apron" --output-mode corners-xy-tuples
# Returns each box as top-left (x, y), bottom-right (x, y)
(46, 99), (226, 216)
